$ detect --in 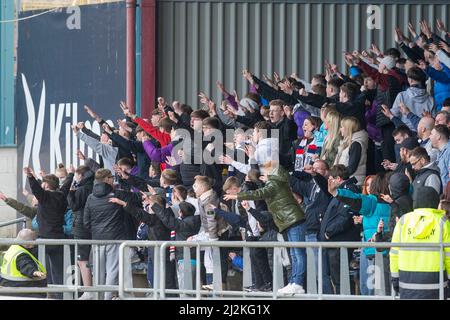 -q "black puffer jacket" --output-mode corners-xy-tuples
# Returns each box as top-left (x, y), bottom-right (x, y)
(152, 203), (201, 259)
(319, 177), (361, 242)
(376, 172), (413, 244)
(67, 171), (94, 239)
(123, 203), (171, 241)
(28, 176), (68, 239)
(84, 183), (127, 240)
